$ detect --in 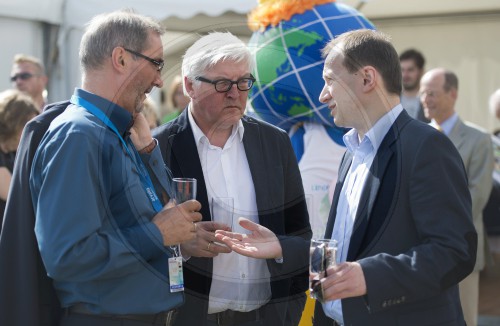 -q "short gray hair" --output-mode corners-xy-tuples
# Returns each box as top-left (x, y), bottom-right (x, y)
(79, 9), (165, 73)
(181, 32), (254, 91)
